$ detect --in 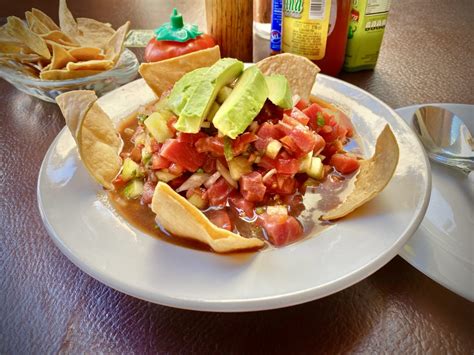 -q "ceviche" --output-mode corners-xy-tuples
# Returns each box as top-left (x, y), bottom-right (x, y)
(56, 50), (399, 253)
